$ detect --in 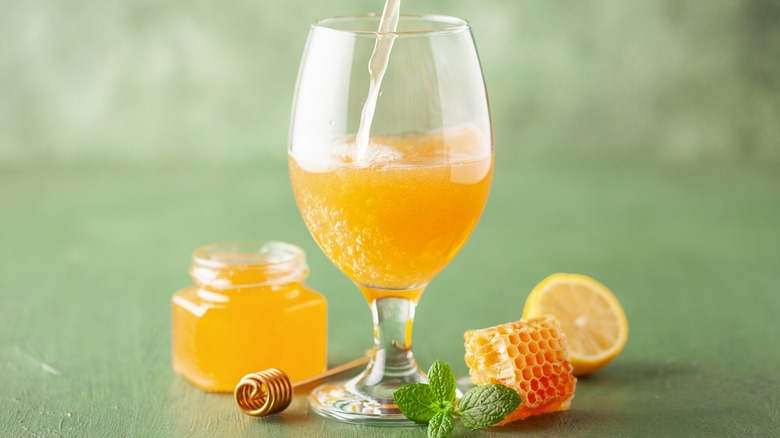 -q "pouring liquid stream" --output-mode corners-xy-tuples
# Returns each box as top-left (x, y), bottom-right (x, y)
(354, 0), (401, 163)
